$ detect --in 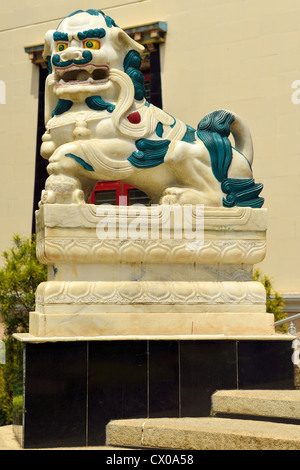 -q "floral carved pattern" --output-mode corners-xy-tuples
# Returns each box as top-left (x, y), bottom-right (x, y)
(36, 238), (266, 265)
(36, 281), (266, 306)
